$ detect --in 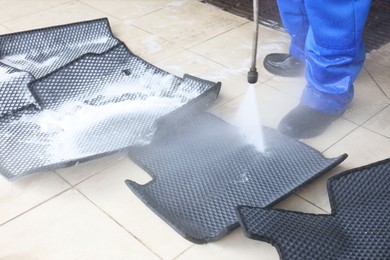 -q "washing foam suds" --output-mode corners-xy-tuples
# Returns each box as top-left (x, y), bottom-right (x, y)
(234, 84), (266, 153)
(0, 36), (111, 73)
(0, 66), (25, 82)
(76, 36), (110, 48)
(1, 53), (60, 70)
(17, 71), (200, 162)
(30, 97), (181, 160)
